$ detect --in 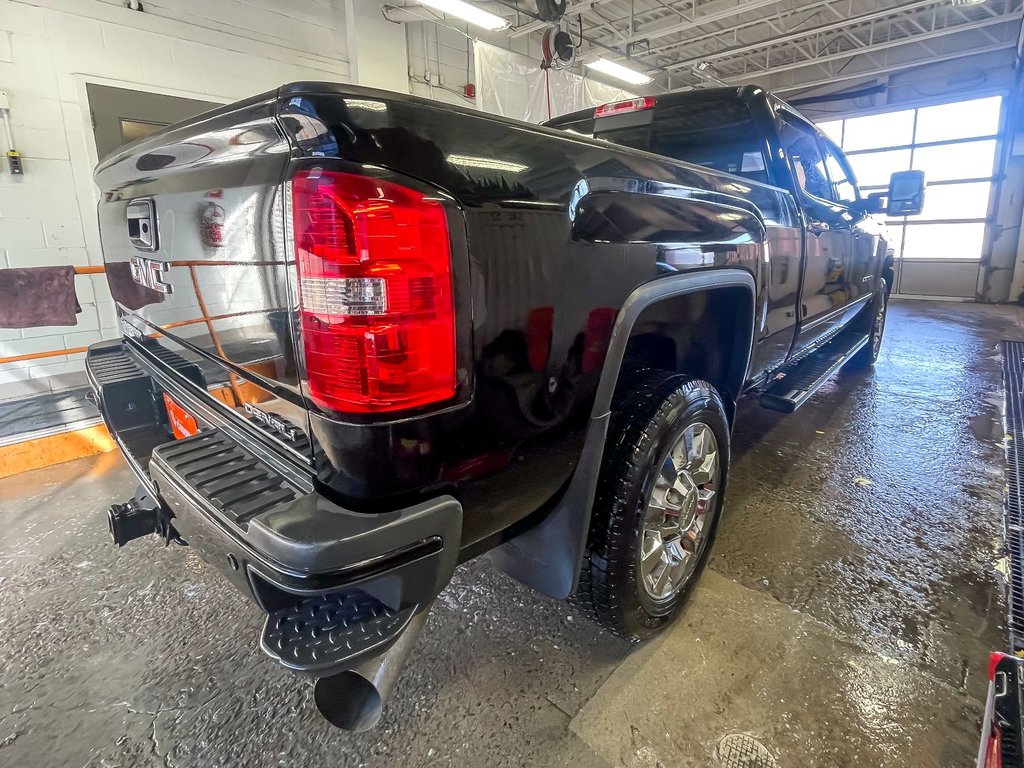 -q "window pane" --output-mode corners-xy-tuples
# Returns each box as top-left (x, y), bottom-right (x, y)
(842, 109), (915, 151)
(901, 222), (986, 260)
(847, 149), (912, 187)
(908, 181), (992, 221)
(817, 120), (843, 146)
(914, 96), (1001, 143)
(824, 152), (857, 204)
(912, 139), (997, 182)
(582, 98), (771, 184)
(778, 117), (833, 200)
(120, 119), (166, 145)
